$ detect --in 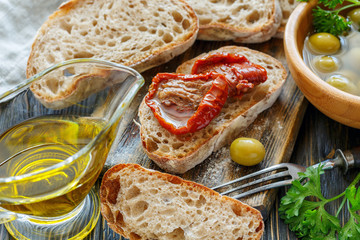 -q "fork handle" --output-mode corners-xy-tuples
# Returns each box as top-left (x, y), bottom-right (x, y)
(337, 148), (360, 174)
(343, 147), (360, 167)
